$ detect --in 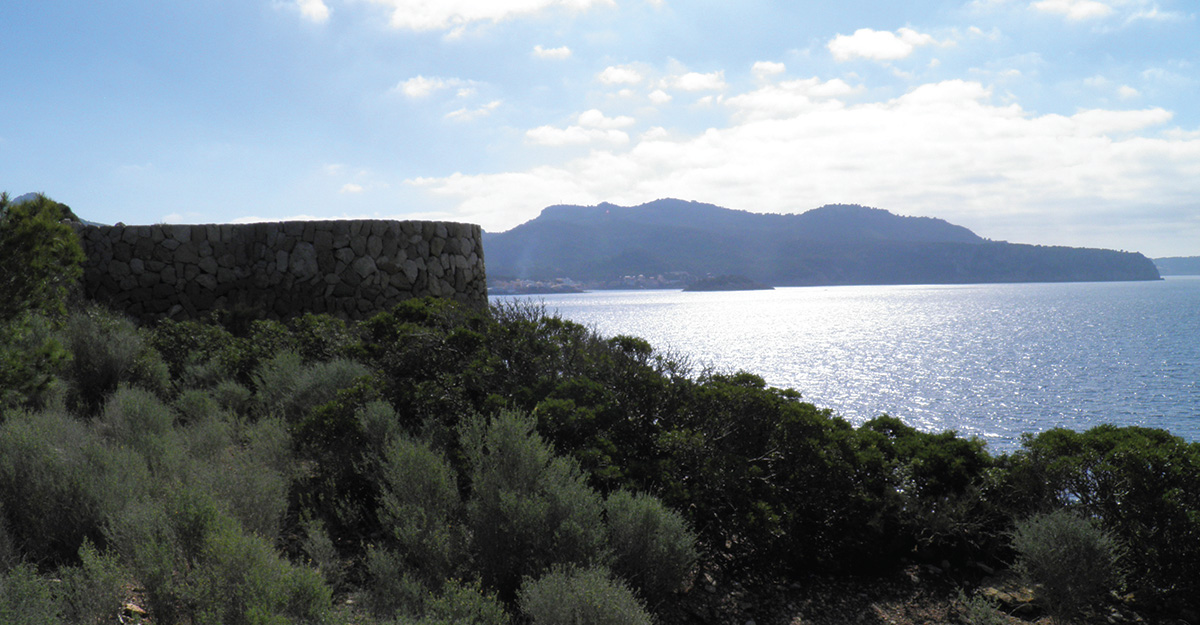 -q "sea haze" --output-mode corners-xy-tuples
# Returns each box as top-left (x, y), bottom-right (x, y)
(493, 277), (1200, 452)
